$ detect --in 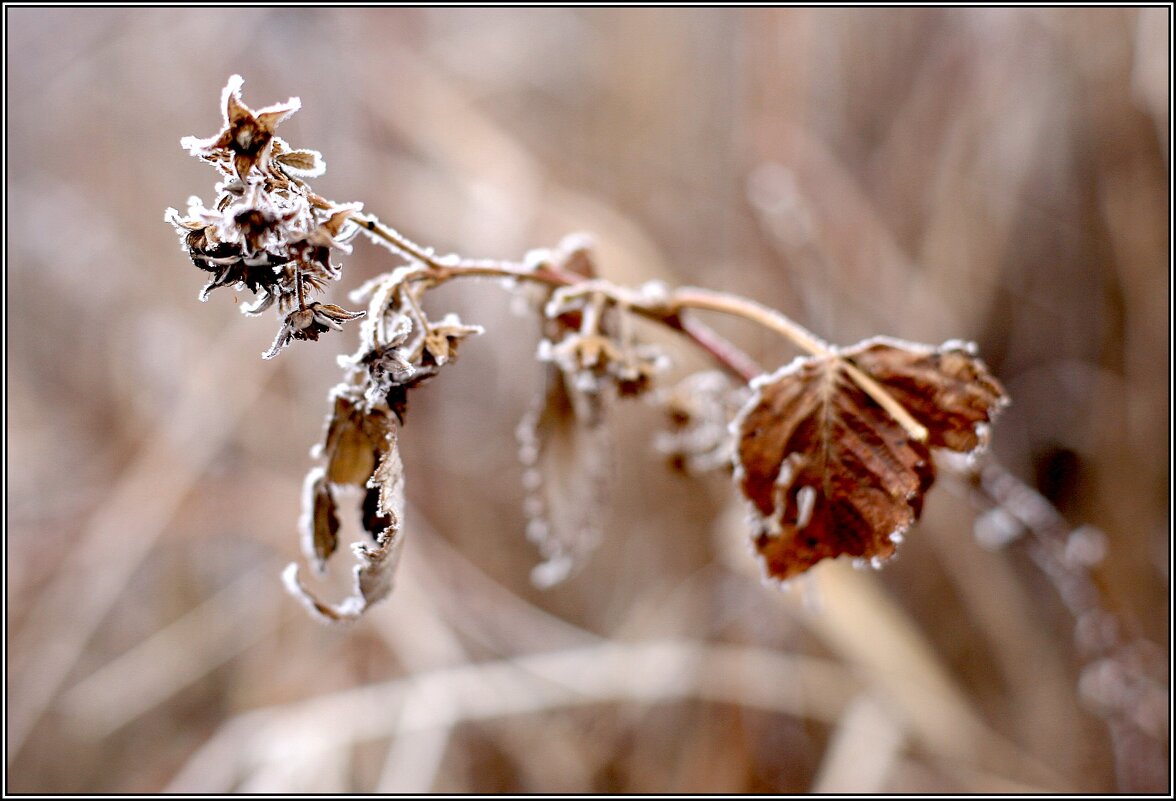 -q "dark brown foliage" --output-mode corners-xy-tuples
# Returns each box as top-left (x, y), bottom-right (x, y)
(306, 470), (340, 567)
(320, 391), (392, 488)
(734, 338), (1007, 582)
(288, 387), (406, 621)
